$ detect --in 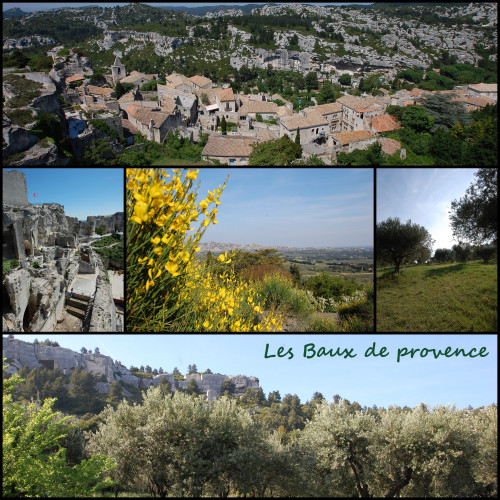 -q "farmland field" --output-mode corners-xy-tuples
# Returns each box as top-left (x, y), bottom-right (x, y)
(376, 260), (497, 332)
